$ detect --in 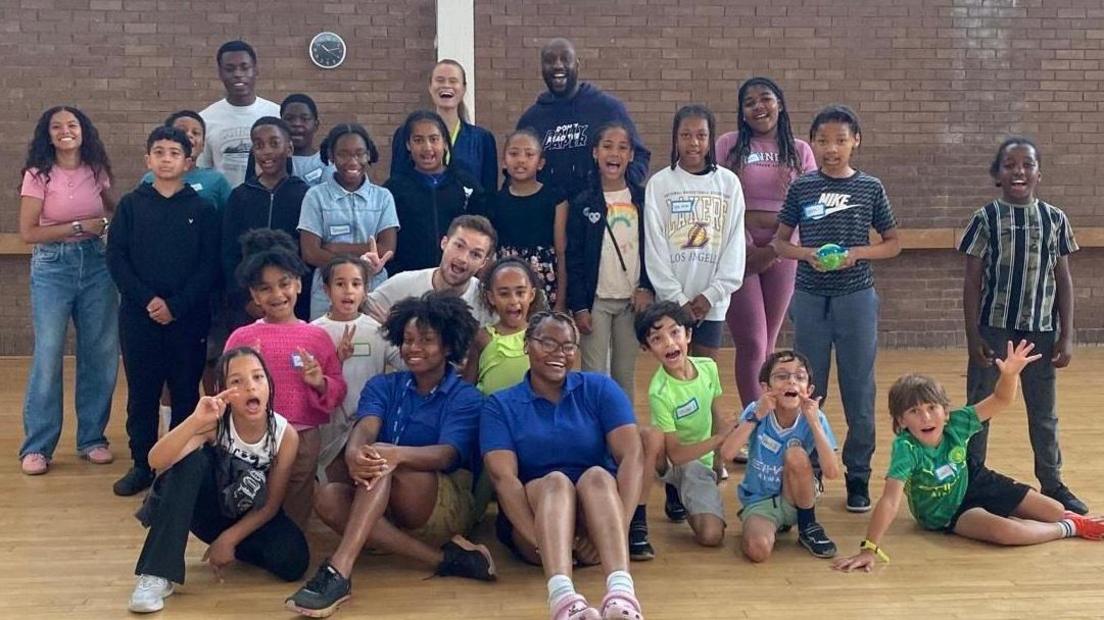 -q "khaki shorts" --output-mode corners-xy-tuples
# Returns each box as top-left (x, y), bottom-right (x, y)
(738, 477), (822, 528)
(403, 469), (475, 546)
(663, 460), (724, 521)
